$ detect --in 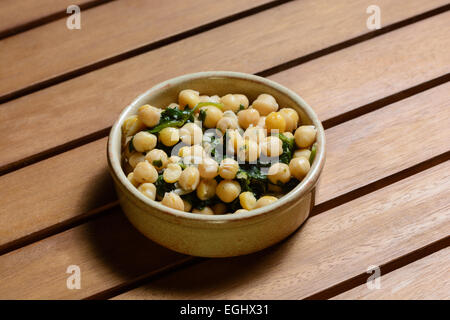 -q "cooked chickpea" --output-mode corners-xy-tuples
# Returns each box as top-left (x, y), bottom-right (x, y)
(138, 183), (157, 200)
(163, 163), (182, 183)
(234, 209), (248, 214)
(294, 149), (311, 160)
(257, 116), (266, 128)
(265, 112), (286, 133)
(161, 192), (184, 211)
(196, 179), (218, 200)
(235, 94), (249, 108)
(212, 203), (227, 215)
(237, 139), (260, 162)
(179, 122), (203, 145)
(167, 103), (179, 109)
(216, 180), (241, 203)
(226, 129), (244, 154)
(289, 156), (310, 180)
(132, 131), (157, 153)
(145, 149), (168, 170)
(260, 136), (283, 157)
(216, 116), (238, 133)
(282, 131), (294, 139)
(294, 125), (317, 148)
(178, 89), (200, 109)
(279, 108), (299, 132)
(192, 206), (214, 215)
(128, 152), (145, 168)
(255, 196), (278, 208)
(181, 145), (204, 165)
(199, 95), (211, 103)
(220, 94), (240, 112)
(133, 161), (158, 183)
(183, 199), (192, 212)
(268, 163), (291, 184)
(239, 191), (257, 210)
(138, 105), (161, 127)
(238, 108), (260, 129)
(219, 158), (239, 179)
(243, 126), (266, 144)
(122, 115), (146, 137)
(252, 94), (278, 116)
(198, 157), (219, 179)
(159, 127), (179, 146)
(178, 166), (200, 191)
(200, 106), (223, 128)
(127, 172), (140, 187)
(168, 155), (182, 164)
